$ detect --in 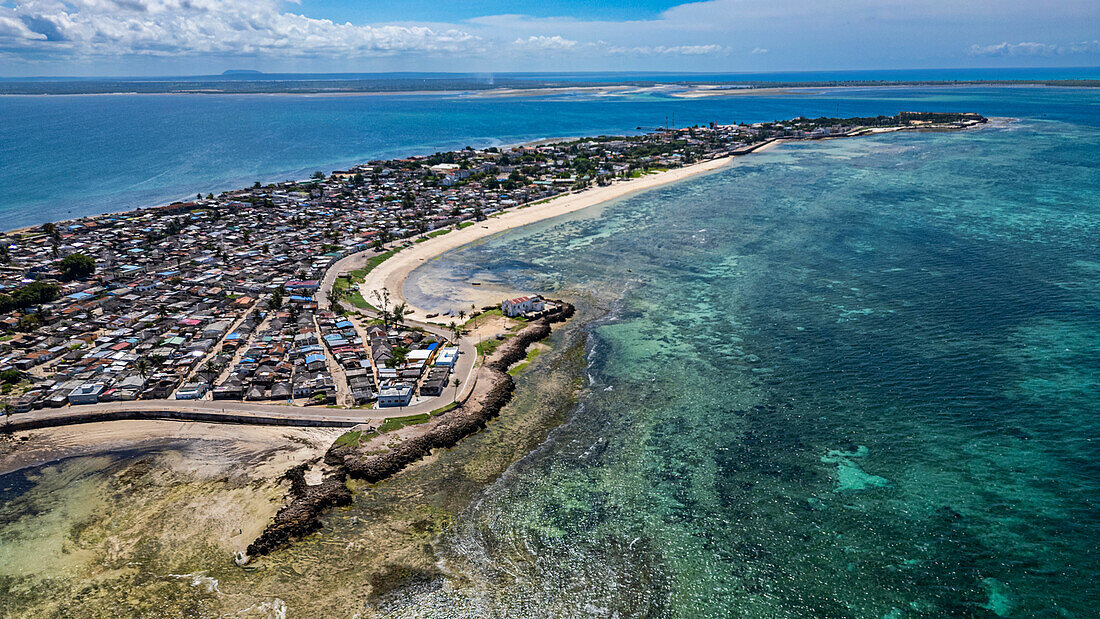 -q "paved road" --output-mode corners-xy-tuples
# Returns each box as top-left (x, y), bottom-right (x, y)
(318, 246), (480, 406)
(5, 398), (391, 431)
